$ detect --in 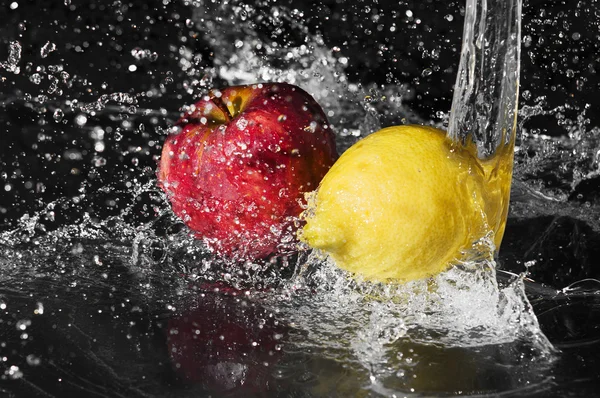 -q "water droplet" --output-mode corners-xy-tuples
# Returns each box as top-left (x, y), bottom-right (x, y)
(75, 114), (87, 126)
(94, 156), (107, 167)
(131, 47), (143, 59)
(26, 355), (41, 366)
(40, 41), (57, 58)
(421, 68), (433, 77)
(2, 41), (22, 74)
(53, 109), (64, 122)
(48, 64), (63, 73)
(444, 14), (454, 21)
(29, 73), (42, 84)
(60, 70), (70, 82)
(304, 121), (318, 133)
(235, 40), (244, 48)
(7, 365), (22, 380)
(236, 117), (248, 130)
(16, 319), (31, 331)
